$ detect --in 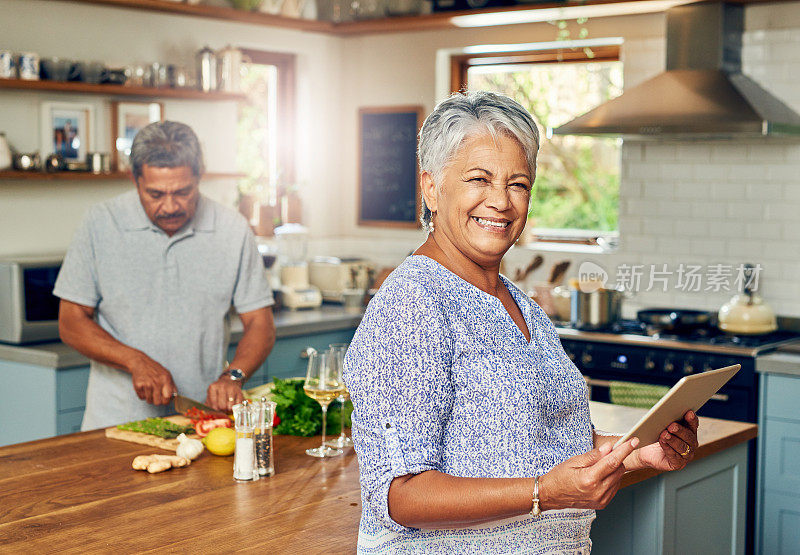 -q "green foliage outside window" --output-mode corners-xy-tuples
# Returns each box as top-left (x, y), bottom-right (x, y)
(469, 60), (622, 232)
